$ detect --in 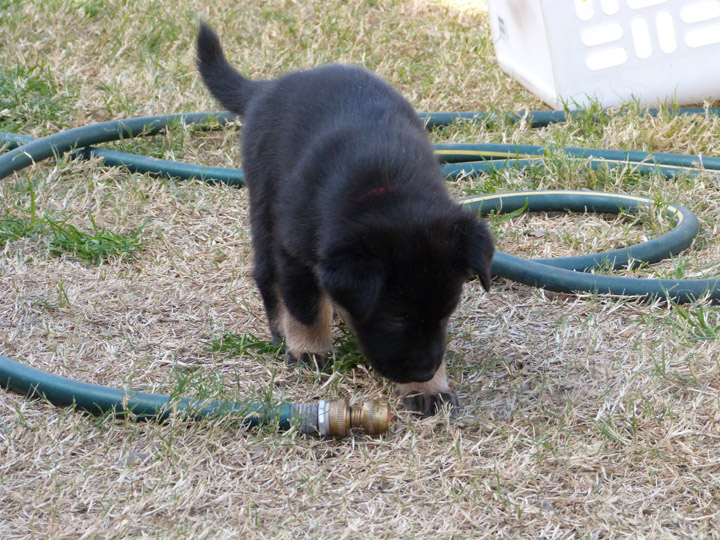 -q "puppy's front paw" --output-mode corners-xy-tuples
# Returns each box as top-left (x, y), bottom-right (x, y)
(395, 363), (458, 416)
(400, 389), (460, 417)
(285, 350), (334, 371)
(271, 331), (285, 349)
